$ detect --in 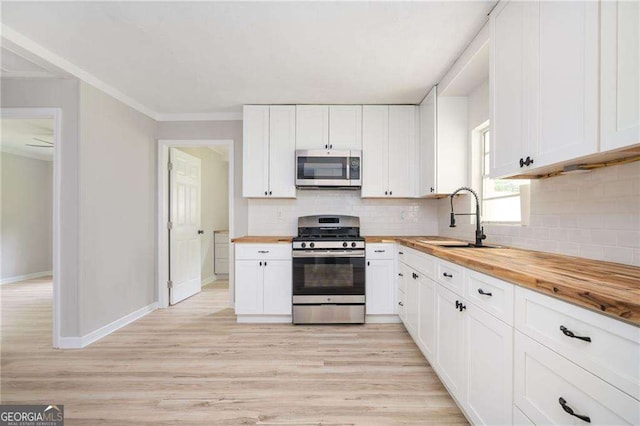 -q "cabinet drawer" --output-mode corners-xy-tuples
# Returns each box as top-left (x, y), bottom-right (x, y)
(397, 246), (435, 278)
(464, 269), (514, 325)
(515, 287), (640, 400)
(435, 259), (463, 295)
(514, 331), (639, 425)
(235, 244), (292, 260)
(366, 243), (394, 260)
